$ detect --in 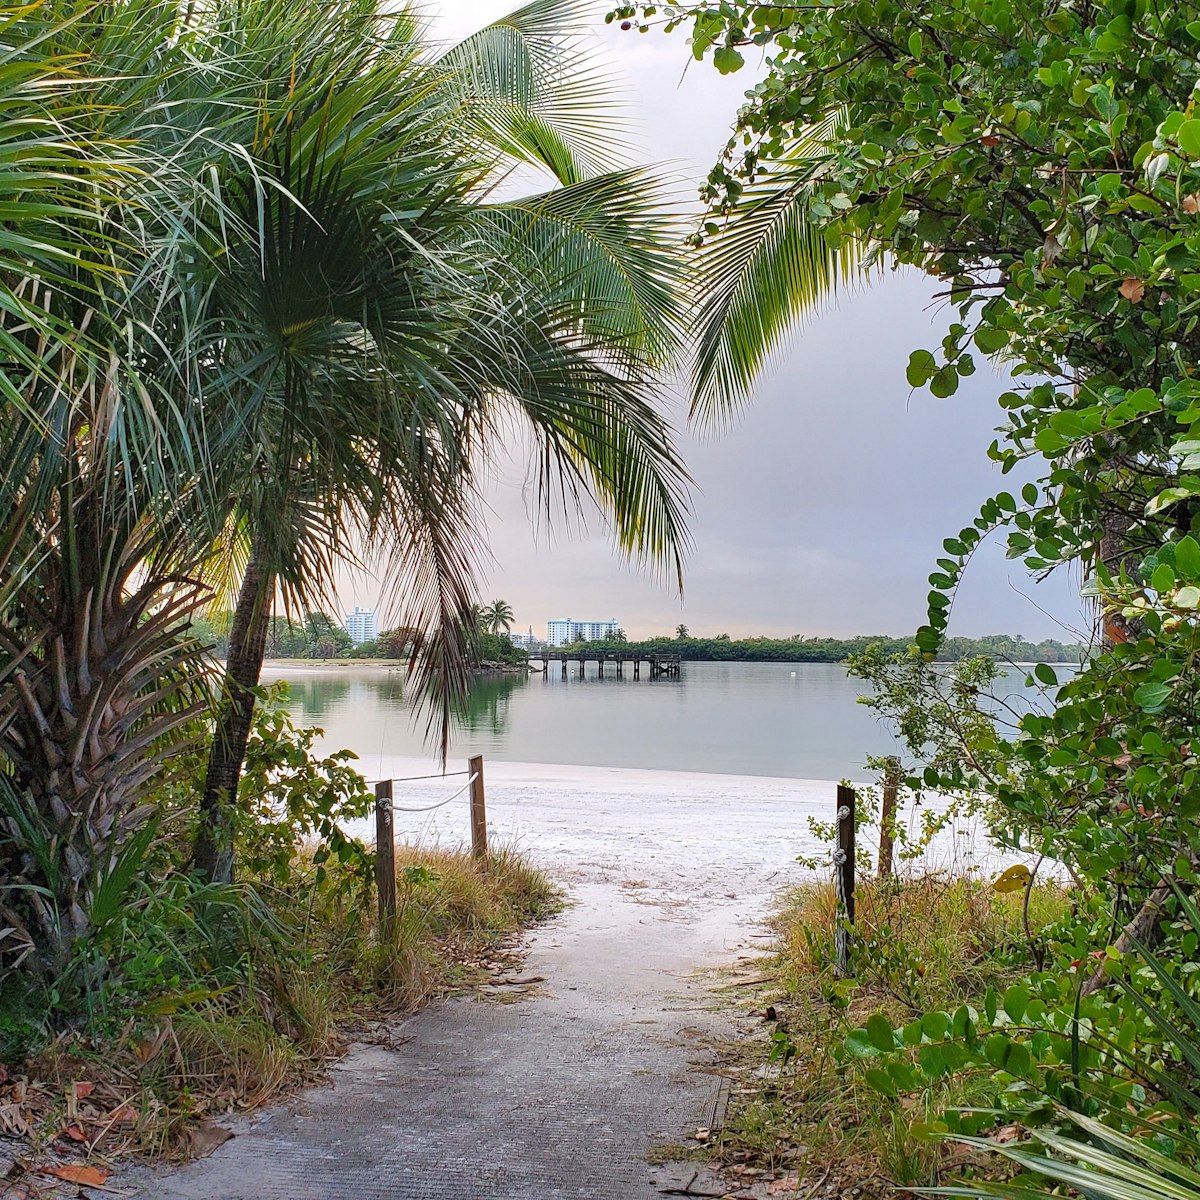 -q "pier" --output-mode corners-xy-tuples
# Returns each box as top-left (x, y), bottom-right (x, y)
(528, 651), (681, 679)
